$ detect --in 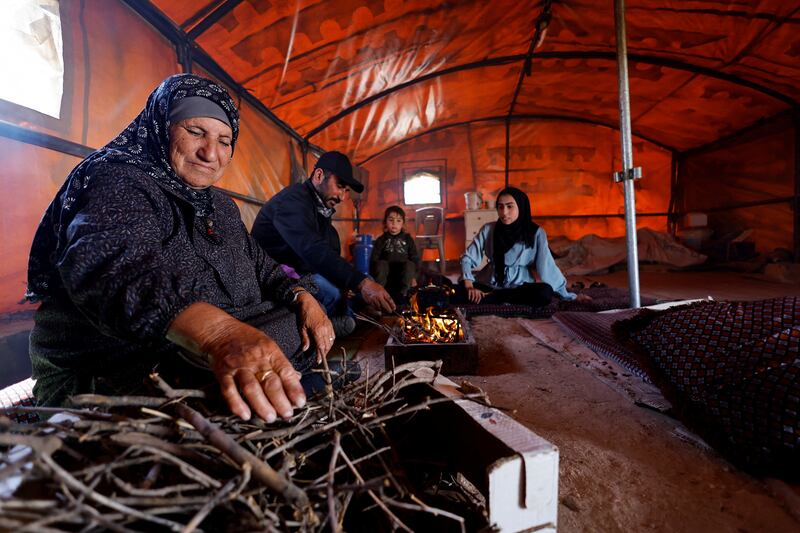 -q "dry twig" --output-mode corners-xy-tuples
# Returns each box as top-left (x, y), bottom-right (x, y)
(0, 362), (486, 531)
